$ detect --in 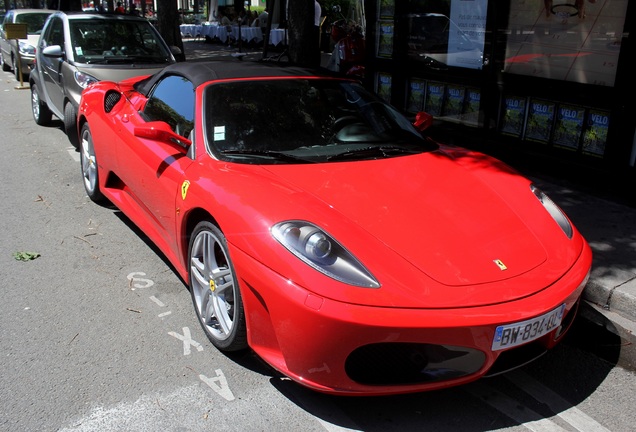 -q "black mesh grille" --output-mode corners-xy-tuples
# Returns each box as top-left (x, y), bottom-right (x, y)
(104, 91), (121, 113)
